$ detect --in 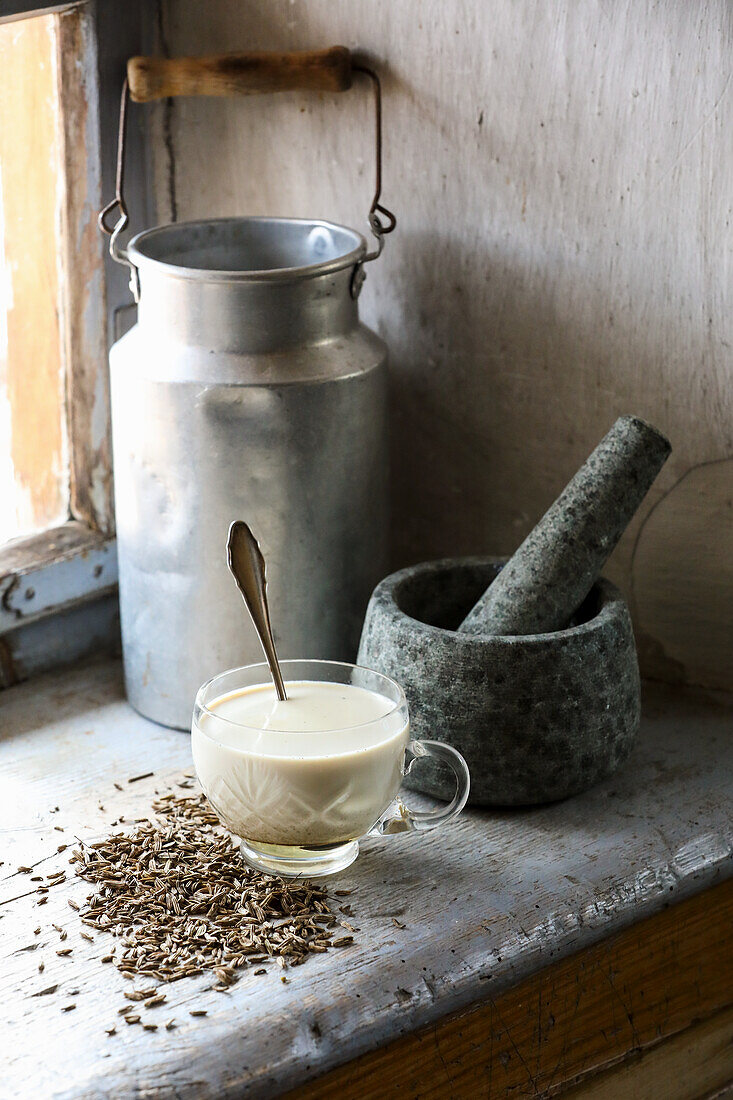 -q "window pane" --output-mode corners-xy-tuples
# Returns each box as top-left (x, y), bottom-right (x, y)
(0, 13), (68, 545)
